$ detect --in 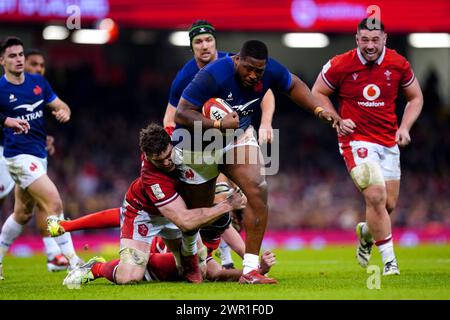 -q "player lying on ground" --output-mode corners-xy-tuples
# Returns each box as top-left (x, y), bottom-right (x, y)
(61, 233), (276, 287)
